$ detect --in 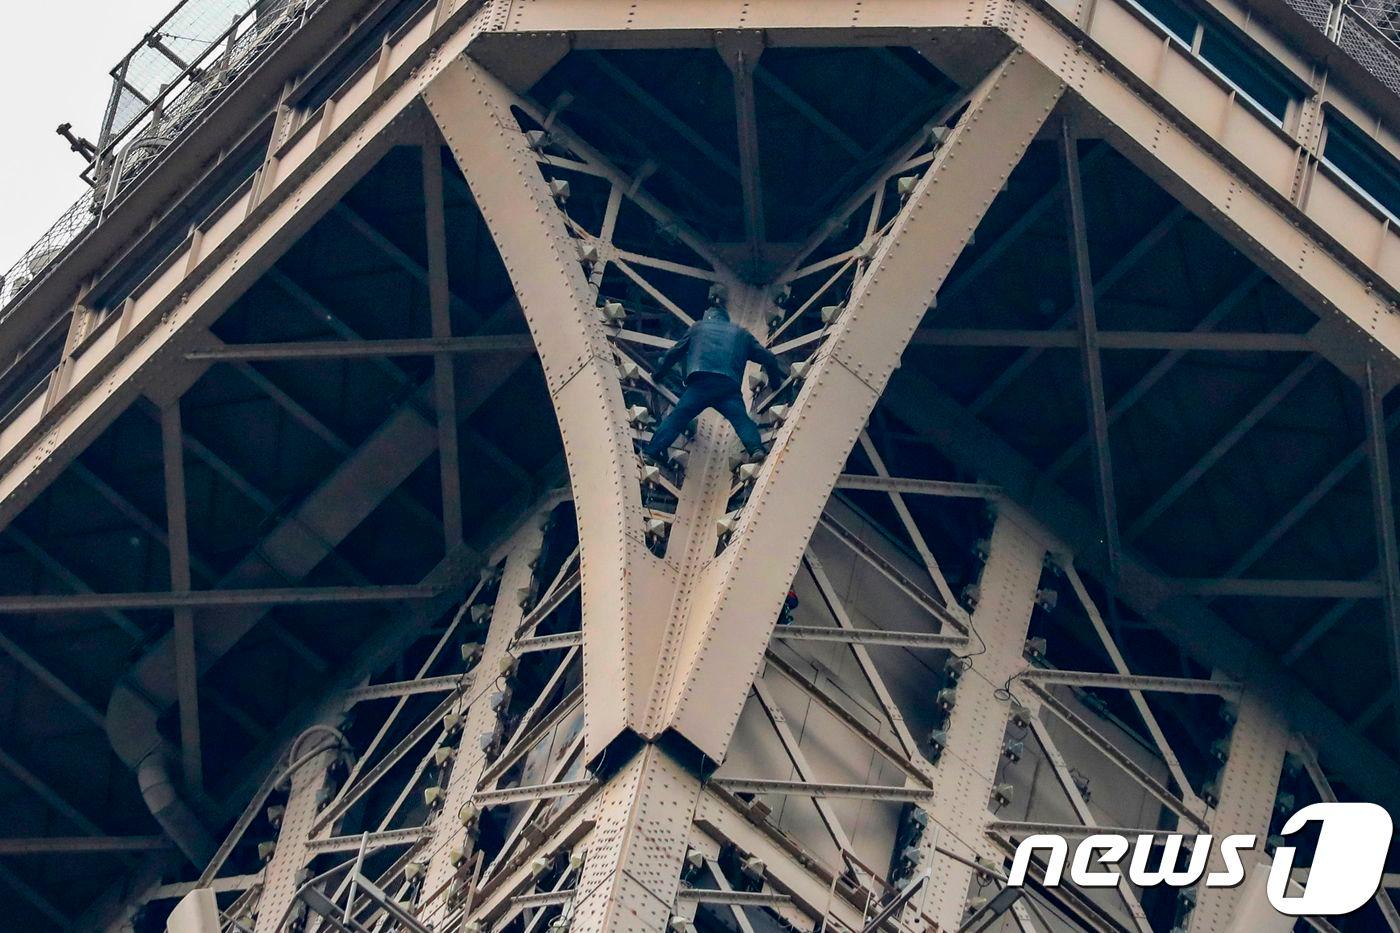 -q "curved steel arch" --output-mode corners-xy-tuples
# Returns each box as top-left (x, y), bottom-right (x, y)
(425, 51), (1063, 768)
